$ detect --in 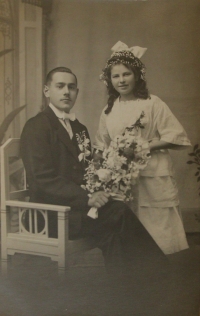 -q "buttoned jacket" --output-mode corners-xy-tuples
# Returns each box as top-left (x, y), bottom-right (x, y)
(20, 106), (91, 212)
